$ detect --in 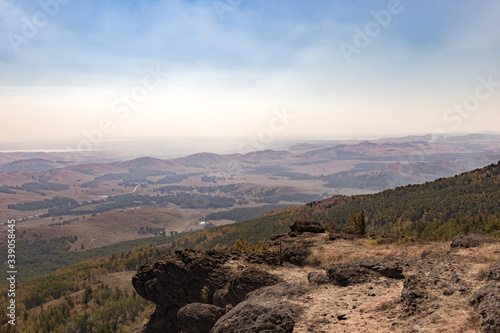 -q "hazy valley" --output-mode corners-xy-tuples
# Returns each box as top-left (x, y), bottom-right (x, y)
(1, 133), (499, 256)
